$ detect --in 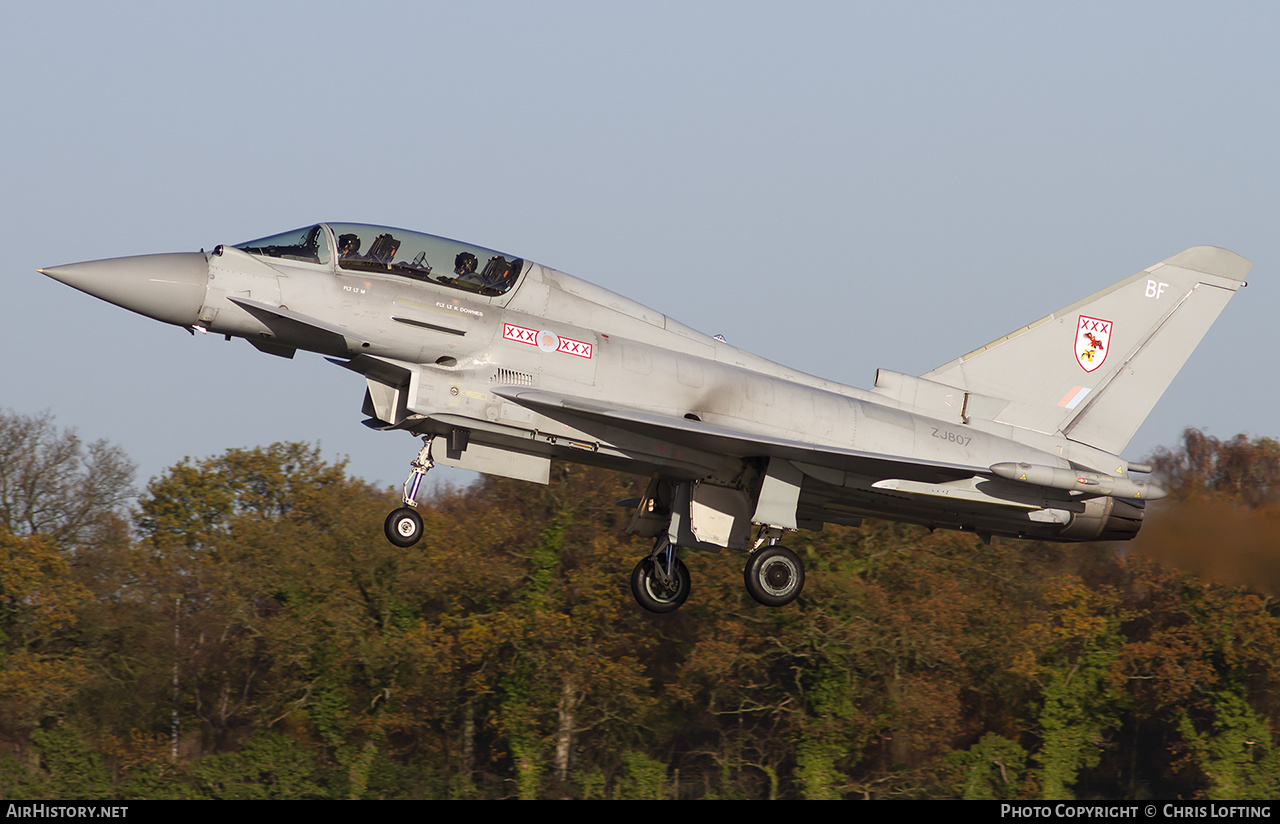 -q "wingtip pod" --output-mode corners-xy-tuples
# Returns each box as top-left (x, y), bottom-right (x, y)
(1158, 246), (1253, 284)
